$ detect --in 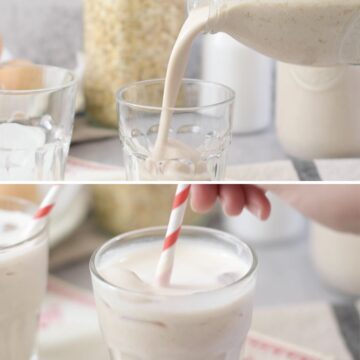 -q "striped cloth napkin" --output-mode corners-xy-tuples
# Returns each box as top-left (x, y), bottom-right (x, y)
(226, 159), (360, 182)
(65, 156), (360, 182)
(38, 277), (359, 360)
(252, 302), (360, 360)
(69, 114), (360, 182)
(65, 157), (125, 181)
